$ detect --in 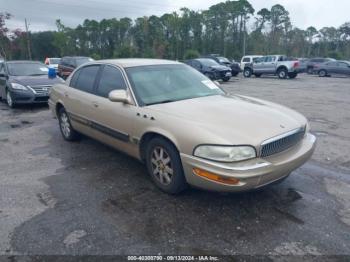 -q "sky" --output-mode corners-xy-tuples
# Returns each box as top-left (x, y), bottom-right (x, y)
(1, 0), (350, 32)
